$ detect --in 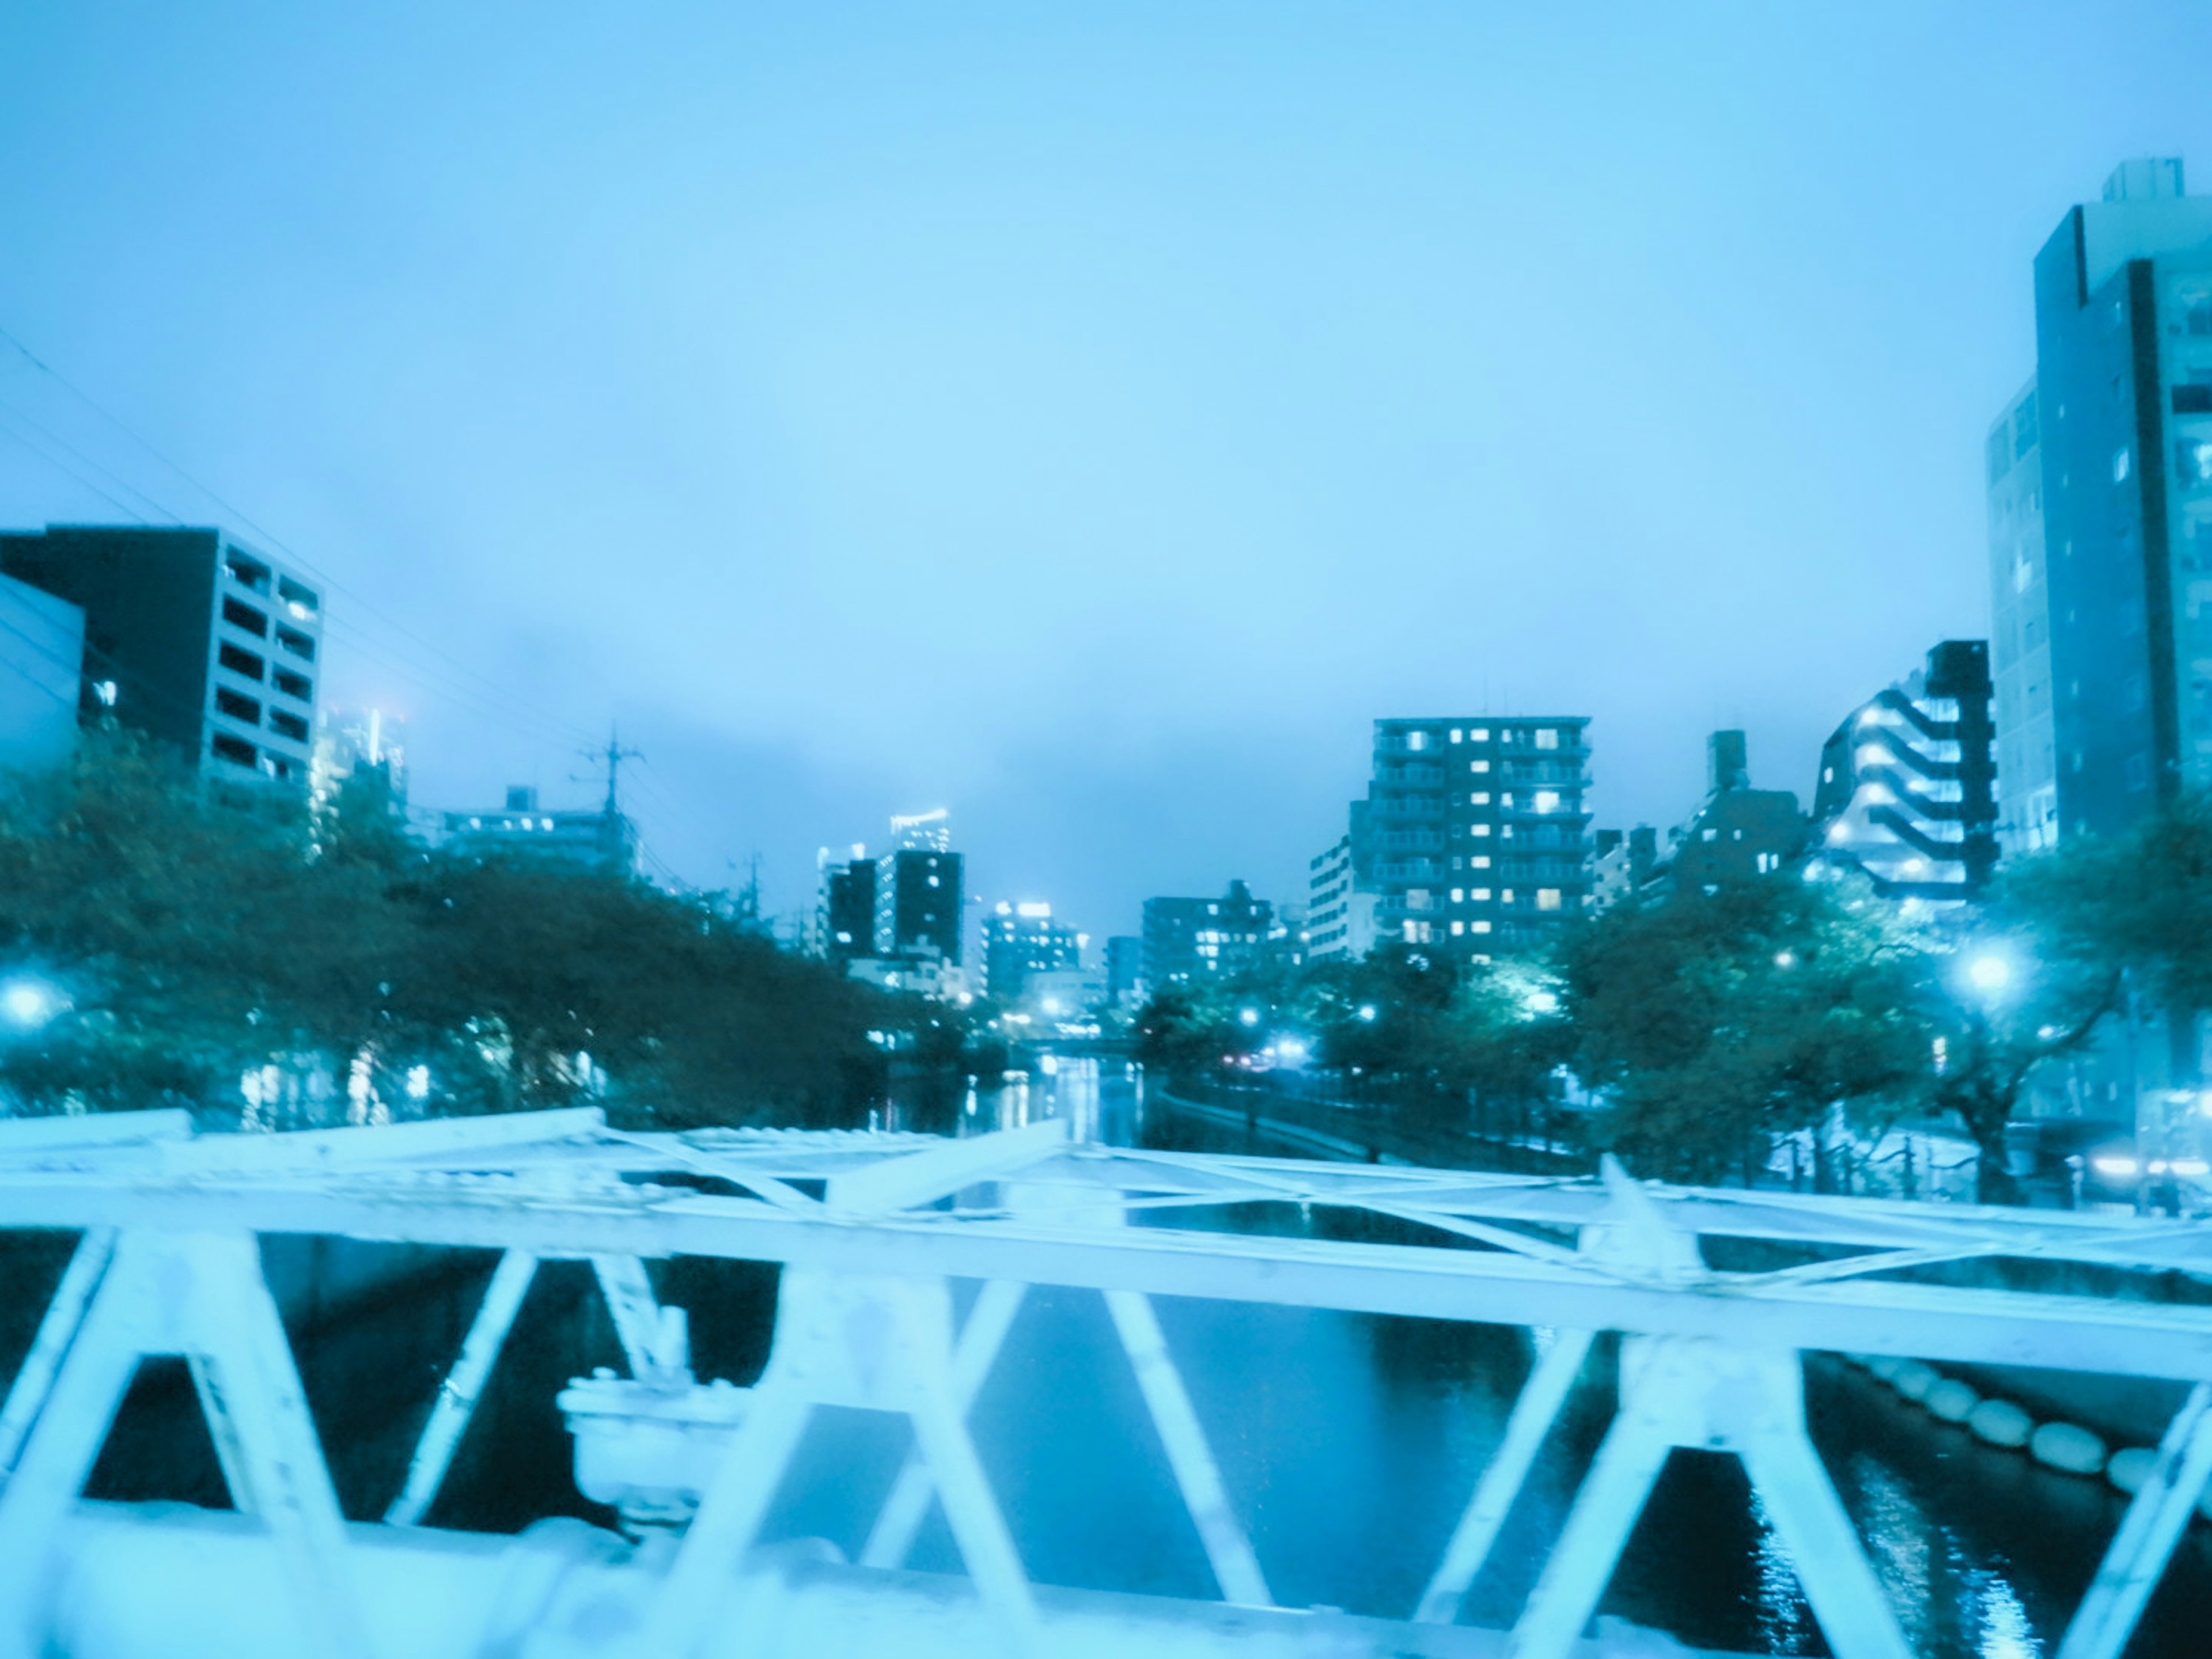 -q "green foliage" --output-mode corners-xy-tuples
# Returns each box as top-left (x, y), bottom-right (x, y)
(1558, 874), (1930, 1184)
(0, 725), (897, 1127)
(1135, 944), (1570, 1142)
(2003, 794), (2212, 1012)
